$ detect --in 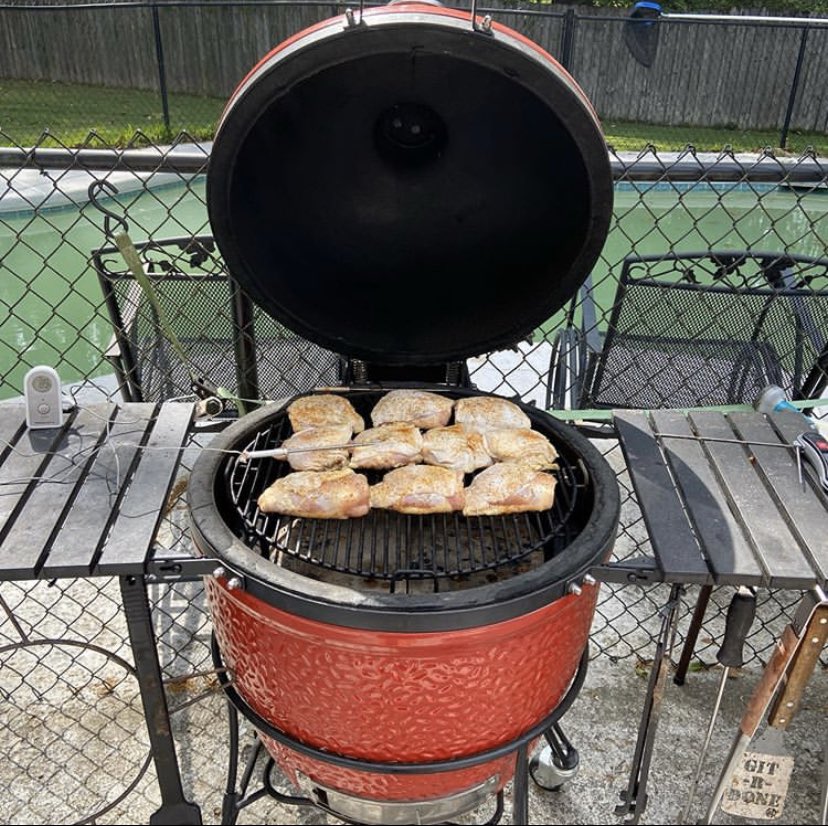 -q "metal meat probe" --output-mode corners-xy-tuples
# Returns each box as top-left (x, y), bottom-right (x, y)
(678, 585), (756, 824)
